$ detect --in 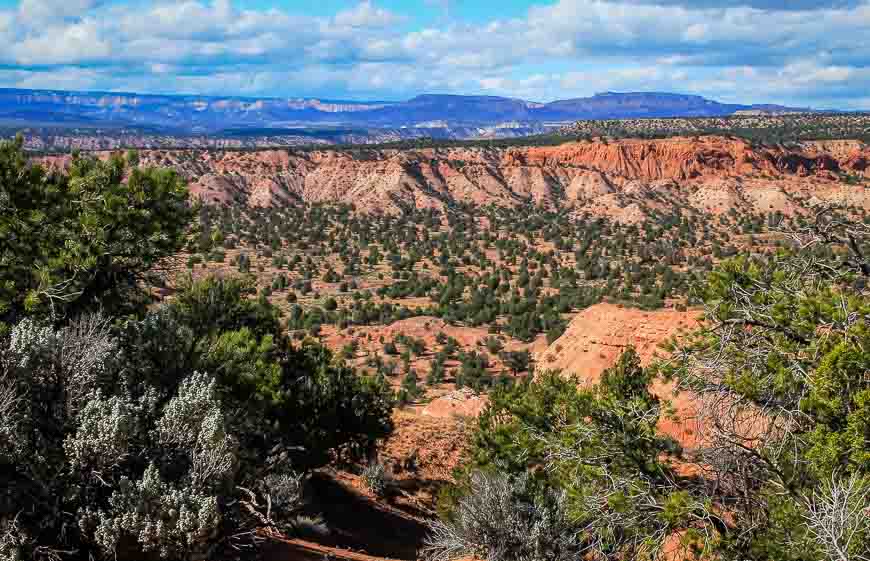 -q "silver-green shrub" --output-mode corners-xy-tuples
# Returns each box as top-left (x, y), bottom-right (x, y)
(0, 275), (394, 560)
(64, 393), (132, 472)
(422, 471), (581, 561)
(85, 464), (222, 560)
